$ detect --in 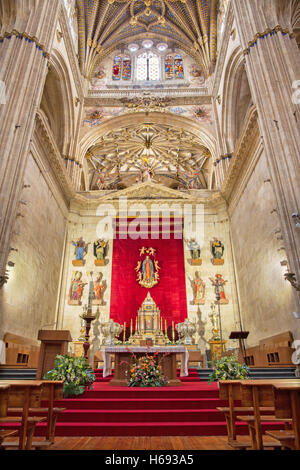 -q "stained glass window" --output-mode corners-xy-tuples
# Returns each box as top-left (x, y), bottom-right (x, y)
(137, 52), (159, 81)
(165, 55), (174, 80)
(174, 54), (184, 79)
(112, 56), (122, 80)
(122, 57), (131, 80)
